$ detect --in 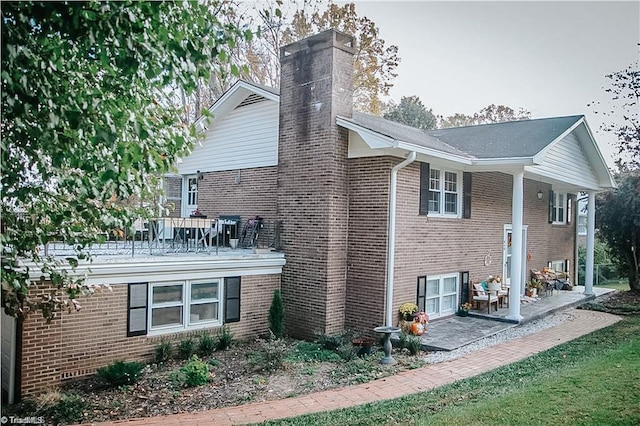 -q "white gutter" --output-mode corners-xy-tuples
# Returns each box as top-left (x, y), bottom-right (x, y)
(385, 151), (417, 327)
